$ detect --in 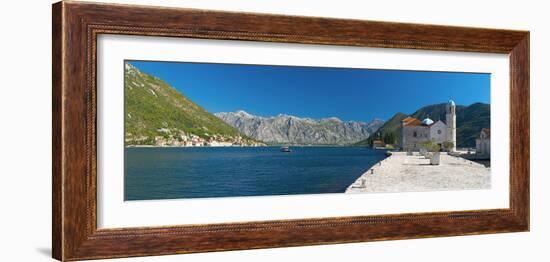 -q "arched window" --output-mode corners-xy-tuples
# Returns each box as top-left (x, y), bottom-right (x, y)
(413, 131), (417, 138)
